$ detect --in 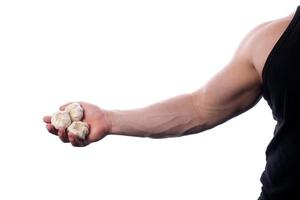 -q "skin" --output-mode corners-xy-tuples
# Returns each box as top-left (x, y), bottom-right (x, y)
(43, 11), (295, 147)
